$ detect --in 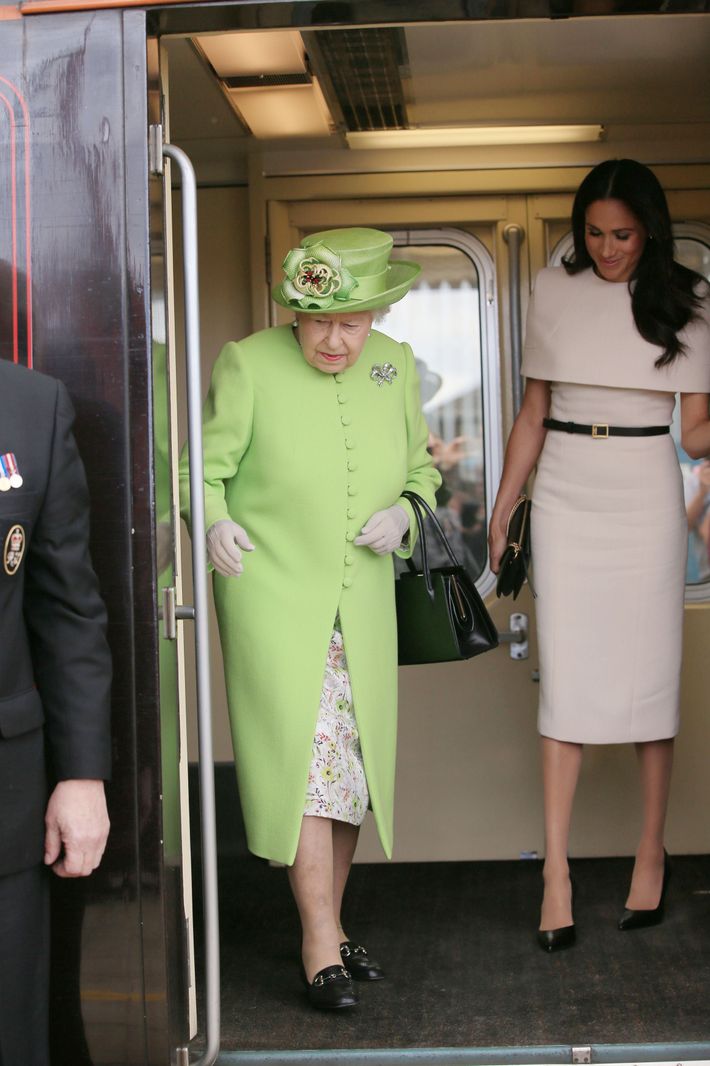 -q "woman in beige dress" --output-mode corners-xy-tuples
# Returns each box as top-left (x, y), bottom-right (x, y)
(489, 159), (710, 951)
